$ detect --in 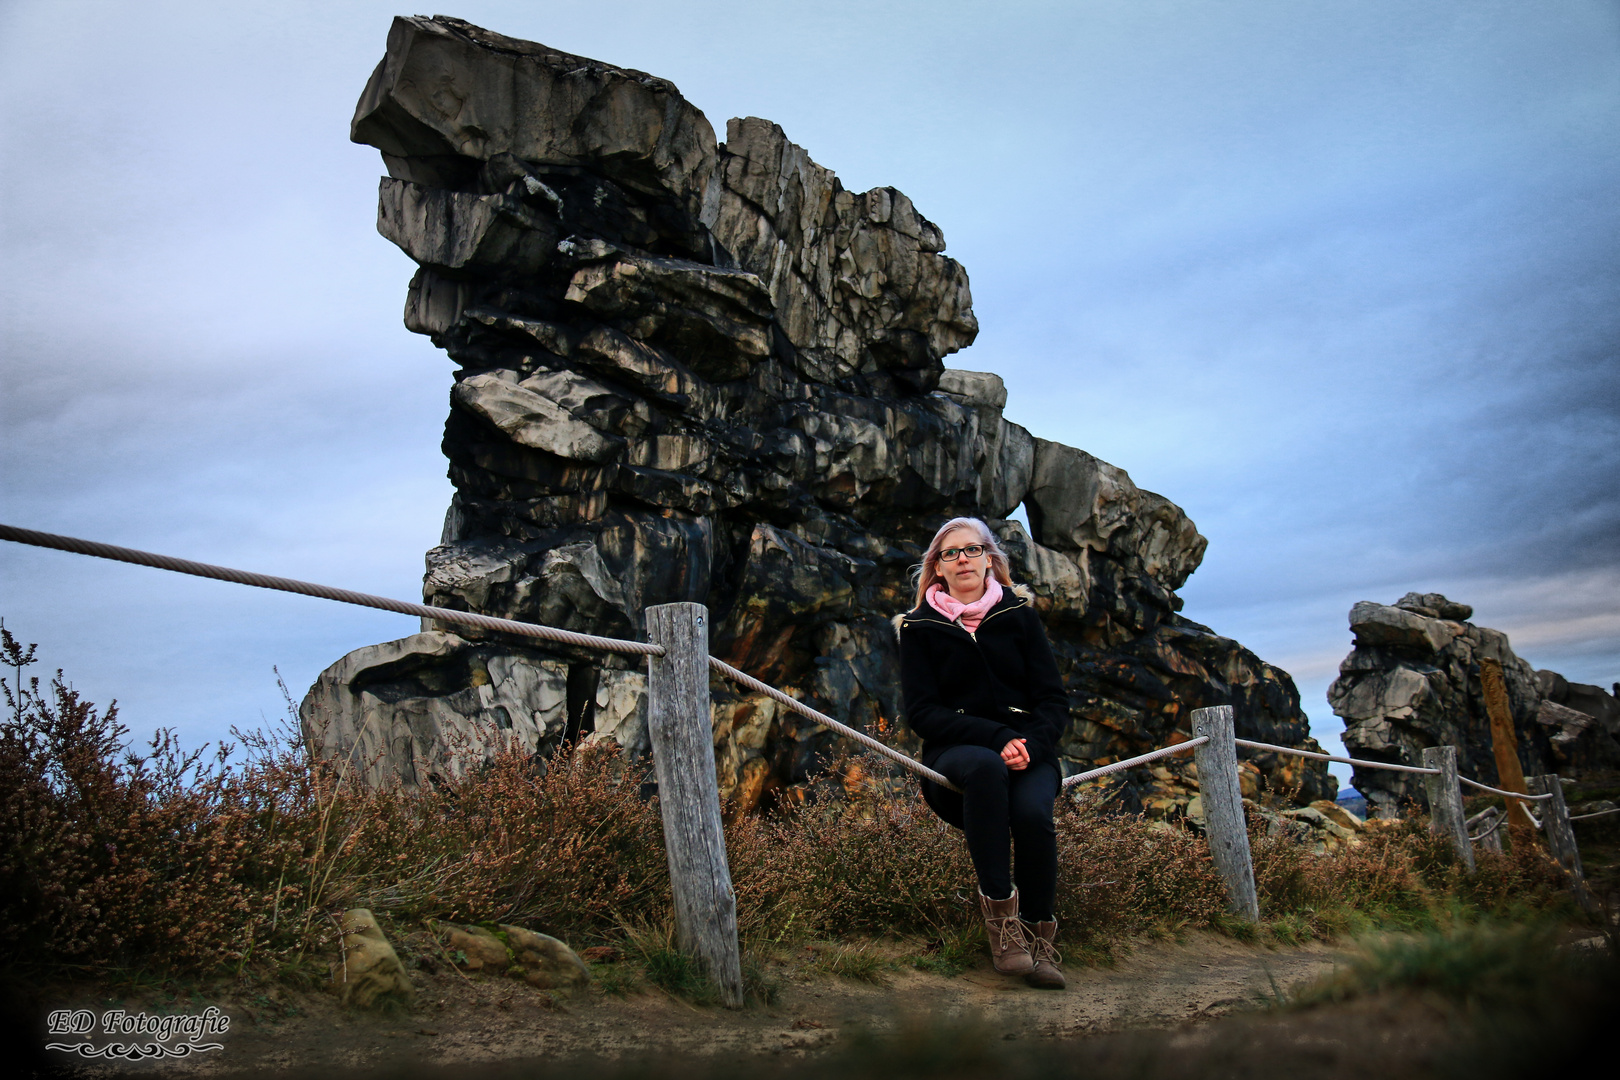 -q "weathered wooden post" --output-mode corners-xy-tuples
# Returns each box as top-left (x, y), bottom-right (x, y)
(1192, 706), (1259, 922)
(1479, 656), (1537, 836)
(1467, 806), (1503, 853)
(645, 602), (744, 1007)
(1527, 774), (1597, 913)
(1421, 745), (1475, 872)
